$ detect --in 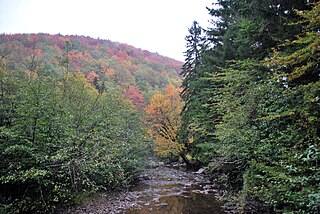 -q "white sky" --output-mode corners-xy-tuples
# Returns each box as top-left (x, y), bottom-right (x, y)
(0, 0), (214, 61)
